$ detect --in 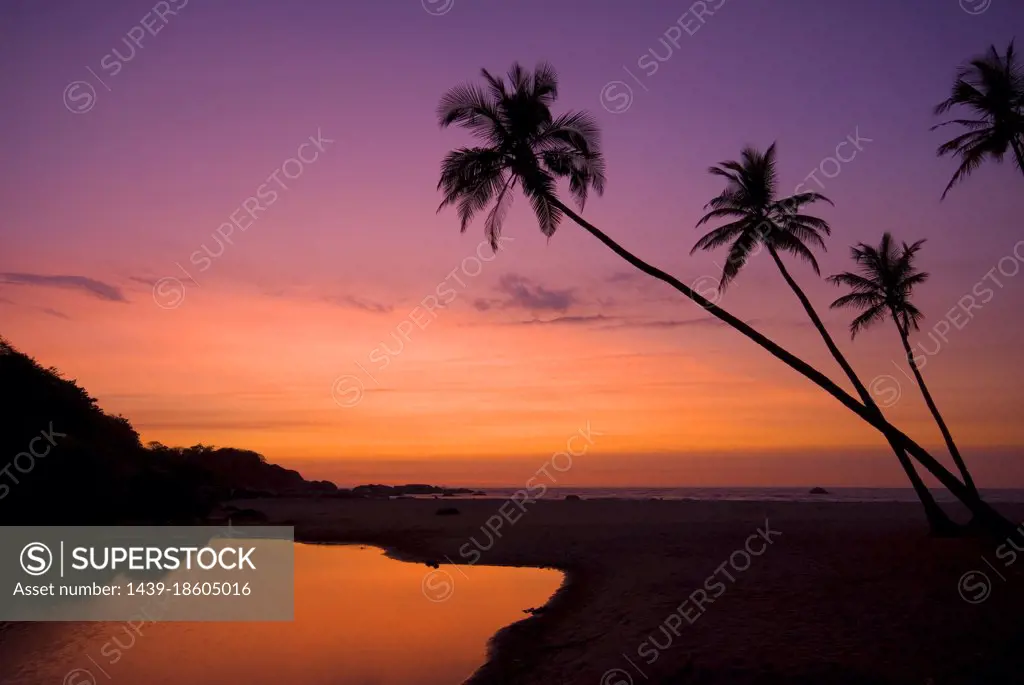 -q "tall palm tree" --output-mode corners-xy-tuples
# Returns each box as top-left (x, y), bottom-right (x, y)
(435, 62), (1011, 536)
(933, 40), (1024, 199)
(828, 233), (978, 498)
(692, 145), (955, 533)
